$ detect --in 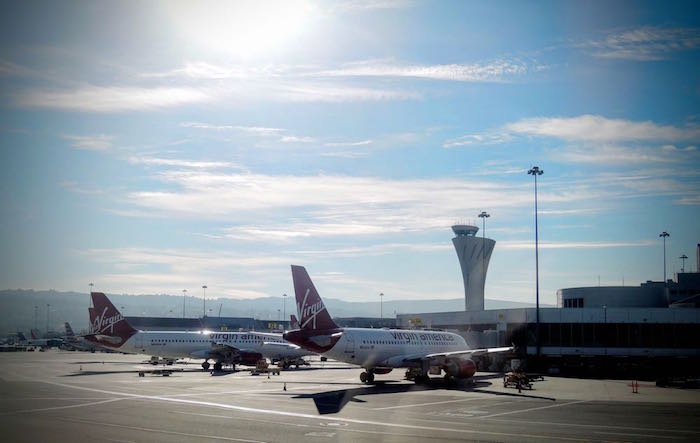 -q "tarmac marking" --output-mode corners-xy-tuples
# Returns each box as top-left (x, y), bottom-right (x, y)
(482, 417), (700, 435)
(30, 379), (680, 443)
(479, 400), (588, 418)
(372, 395), (491, 410)
(60, 418), (266, 443)
(0, 397), (125, 415)
(593, 430), (681, 440)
